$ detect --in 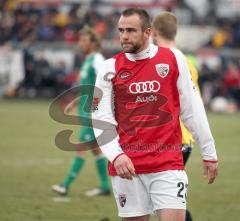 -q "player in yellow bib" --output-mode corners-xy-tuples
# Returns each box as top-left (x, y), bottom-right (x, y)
(180, 55), (200, 163)
(152, 11), (201, 221)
